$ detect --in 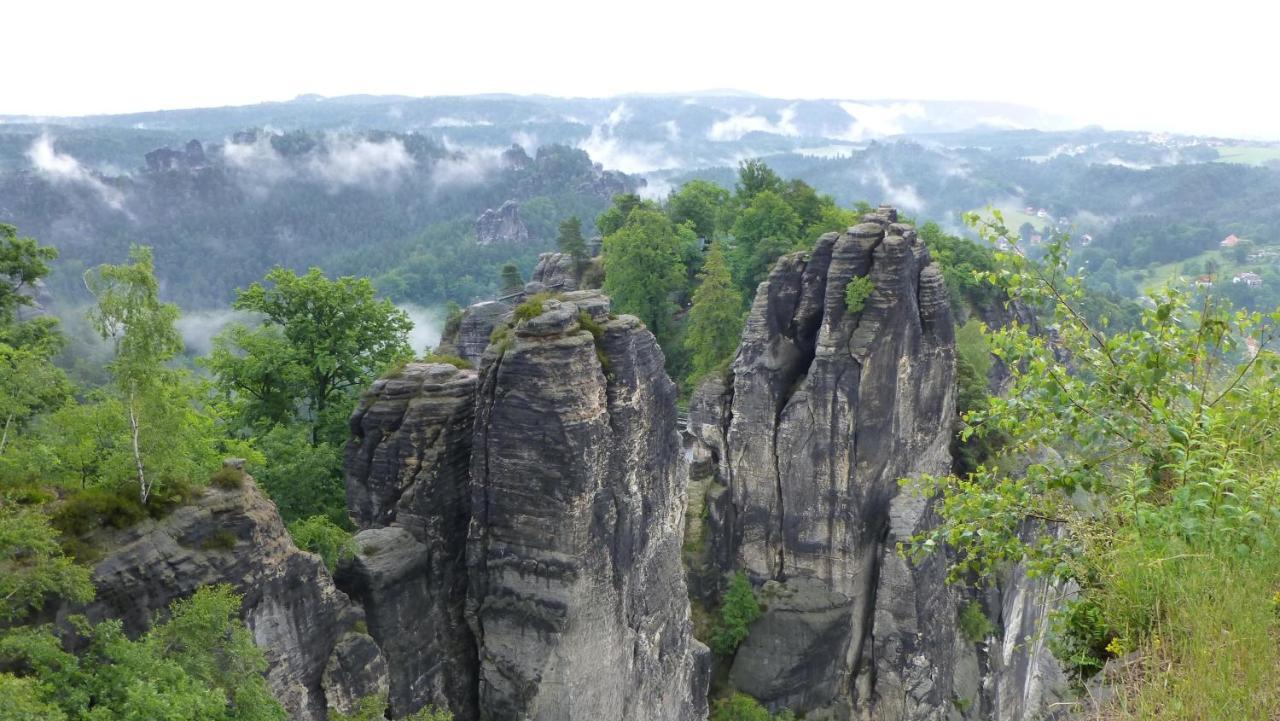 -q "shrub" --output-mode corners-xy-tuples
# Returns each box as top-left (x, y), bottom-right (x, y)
(709, 693), (793, 721)
(422, 351), (472, 369)
(200, 530), (238, 551)
(52, 486), (149, 537)
(957, 600), (996, 642)
(512, 293), (552, 323)
(710, 571), (761, 656)
(209, 466), (246, 490)
(330, 693), (452, 721)
(288, 515), (356, 573)
(844, 275), (875, 313)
